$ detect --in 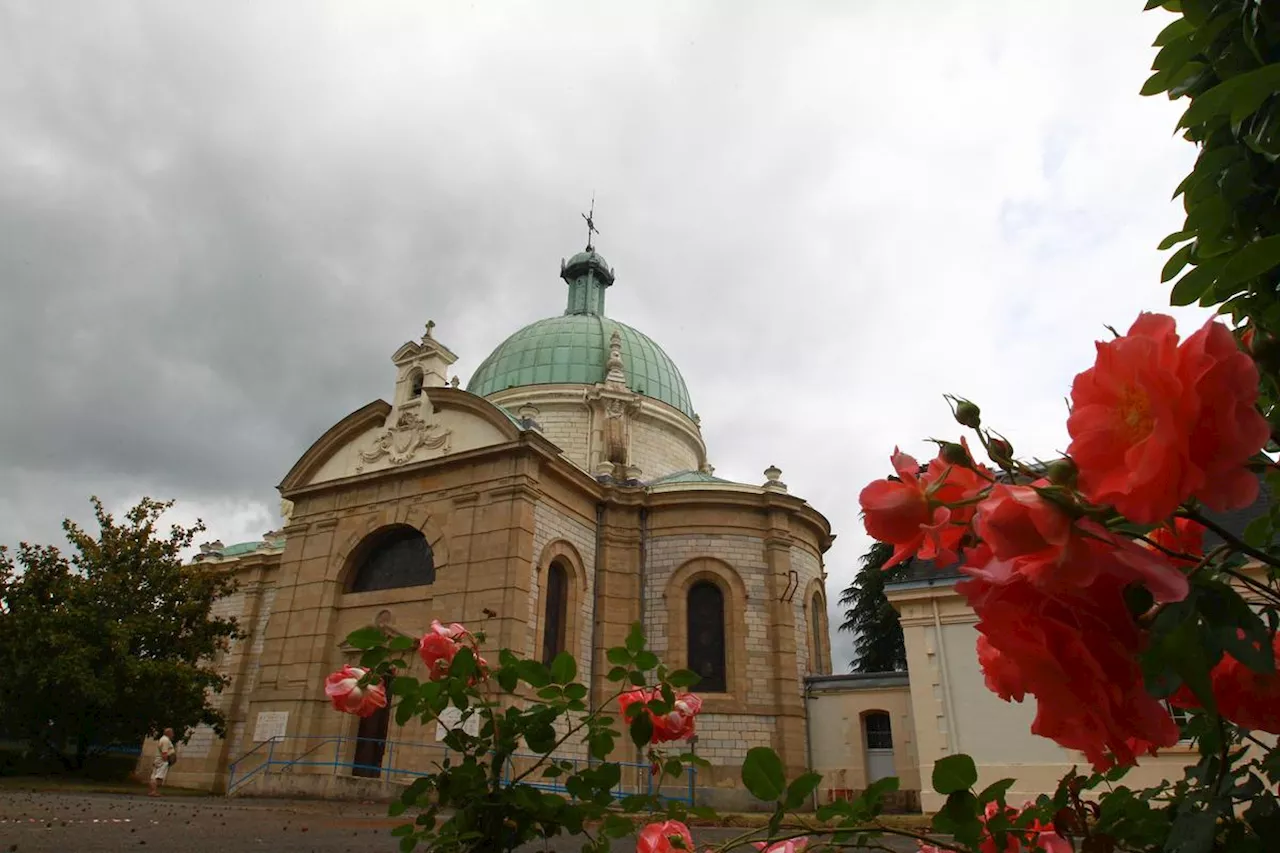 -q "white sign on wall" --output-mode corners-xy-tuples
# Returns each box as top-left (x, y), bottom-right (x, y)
(252, 711), (289, 743)
(434, 706), (480, 742)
